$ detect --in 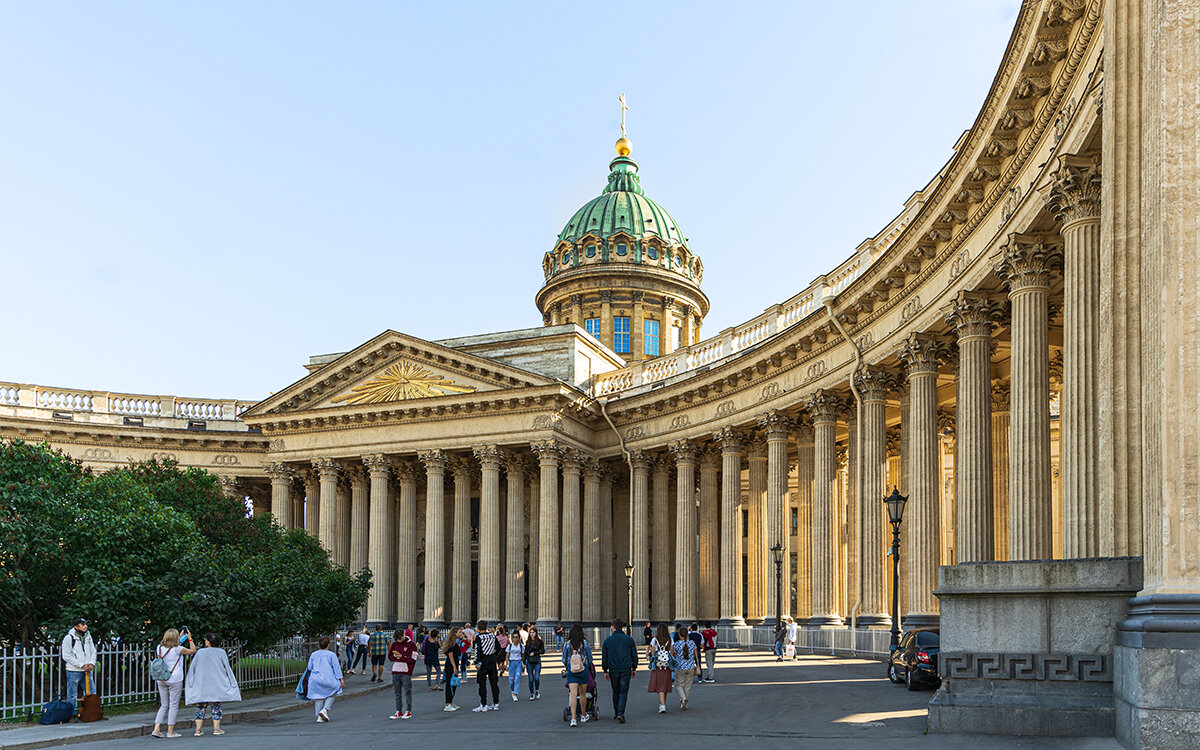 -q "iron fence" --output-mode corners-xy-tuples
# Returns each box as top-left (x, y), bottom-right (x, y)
(715, 624), (893, 659)
(0, 637), (319, 721)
